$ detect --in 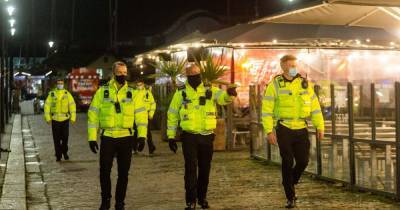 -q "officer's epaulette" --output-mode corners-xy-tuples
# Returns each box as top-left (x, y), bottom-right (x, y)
(273, 74), (283, 80)
(177, 85), (186, 91)
(127, 83), (137, 90)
